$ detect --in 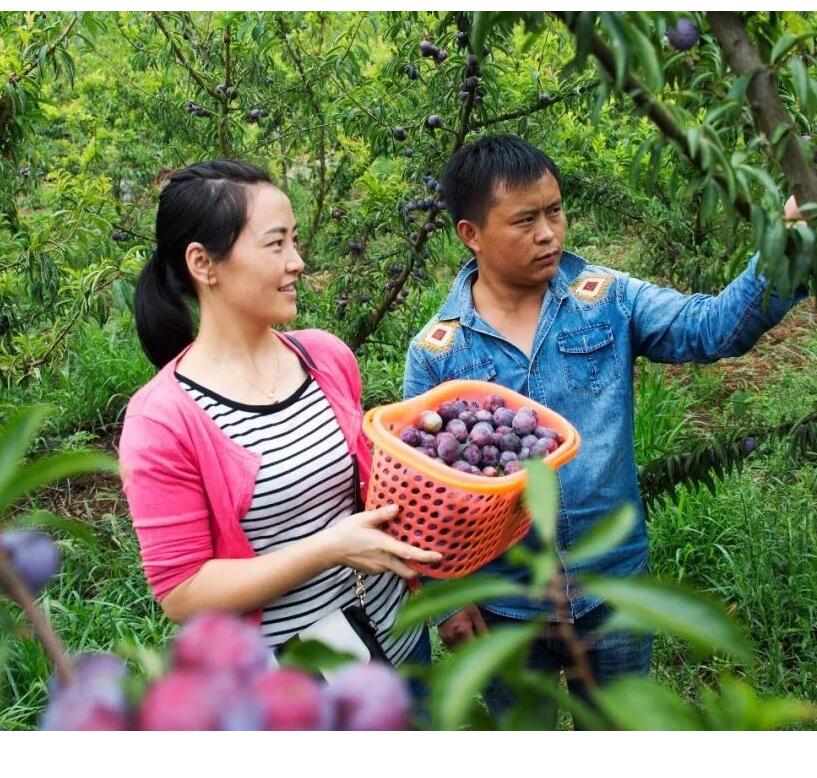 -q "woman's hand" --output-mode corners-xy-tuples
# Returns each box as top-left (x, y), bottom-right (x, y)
(323, 504), (443, 578)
